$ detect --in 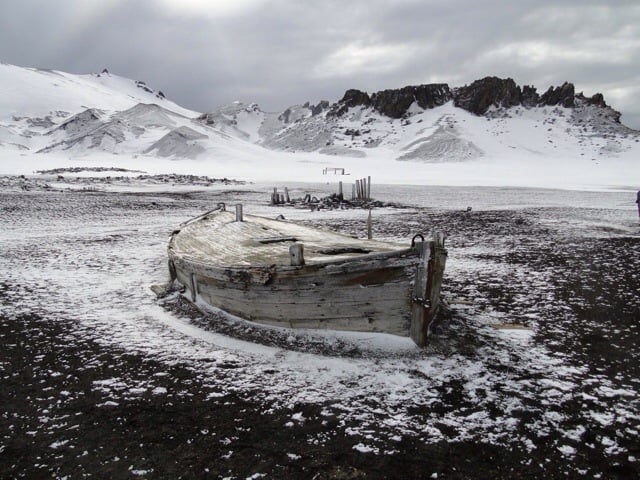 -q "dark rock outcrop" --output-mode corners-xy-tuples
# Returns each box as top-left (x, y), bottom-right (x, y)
(329, 89), (371, 117)
(453, 77), (522, 114)
(582, 92), (607, 108)
(539, 82), (575, 107)
(330, 85), (451, 119)
(311, 100), (329, 116)
(371, 84), (451, 118)
(279, 108), (292, 123)
(521, 85), (539, 107)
